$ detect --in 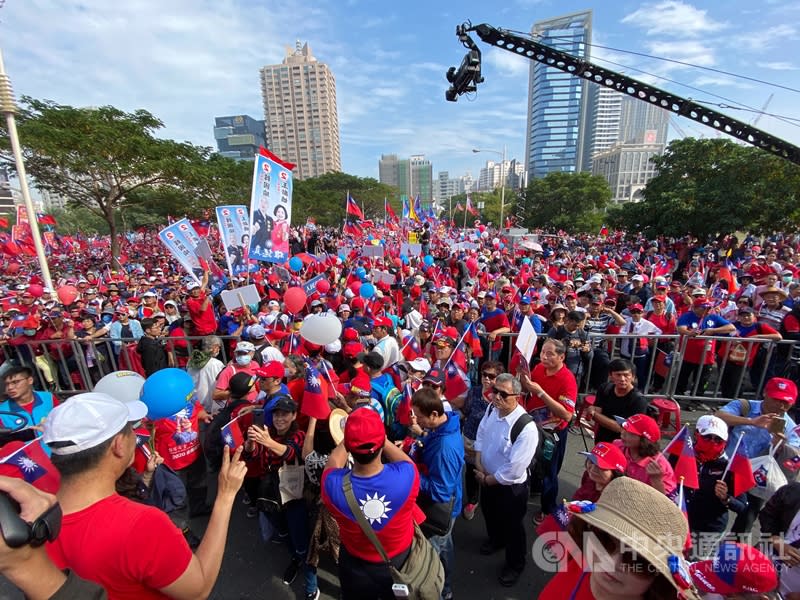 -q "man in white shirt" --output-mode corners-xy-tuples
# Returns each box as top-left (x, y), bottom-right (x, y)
(371, 316), (400, 368)
(187, 336), (225, 415)
(620, 303), (662, 391)
(474, 373), (538, 588)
